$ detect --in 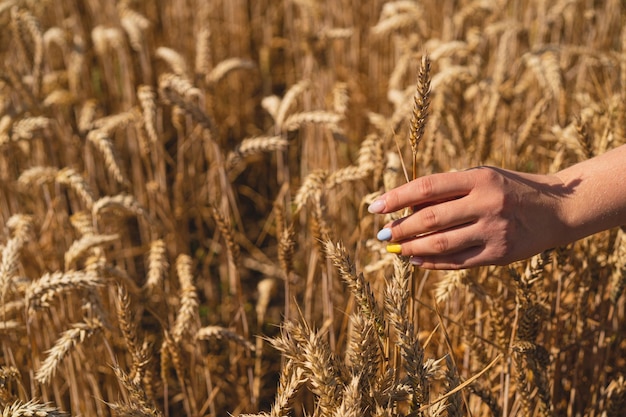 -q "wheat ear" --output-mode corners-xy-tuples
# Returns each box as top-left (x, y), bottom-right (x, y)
(115, 285), (142, 376)
(293, 169), (328, 213)
(86, 129), (127, 185)
(409, 54), (431, 180)
(110, 365), (162, 417)
(155, 47), (189, 78)
(270, 321), (343, 415)
(56, 168), (96, 209)
(118, 6), (150, 52)
(1, 400), (68, 416)
(196, 326), (255, 352)
(25, 270), (102, 312)
(143, 239), (168, 295)
(137, 85), (159, 146)
(171, 254), (199, 342)
(604, 376), (626, 417)
(64, 234), (118, 270)
(324, 240), (385, 337)
(345, 314), (380, 393)
(207, 58), (256, 85)
(226, 135), (288, 173)
(35, 318), (102, 385)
